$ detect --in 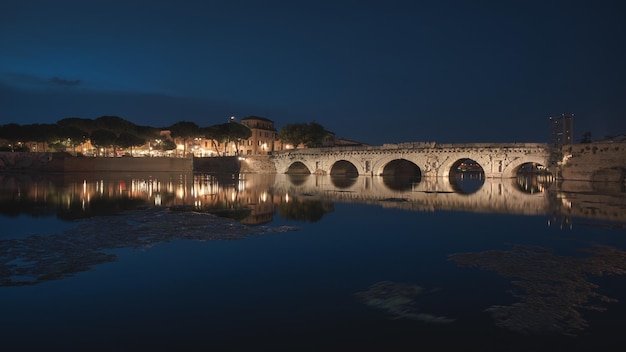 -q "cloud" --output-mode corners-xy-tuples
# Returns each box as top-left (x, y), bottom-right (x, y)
(49, 76), (81, 87)
(1, 72), (82, 89)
